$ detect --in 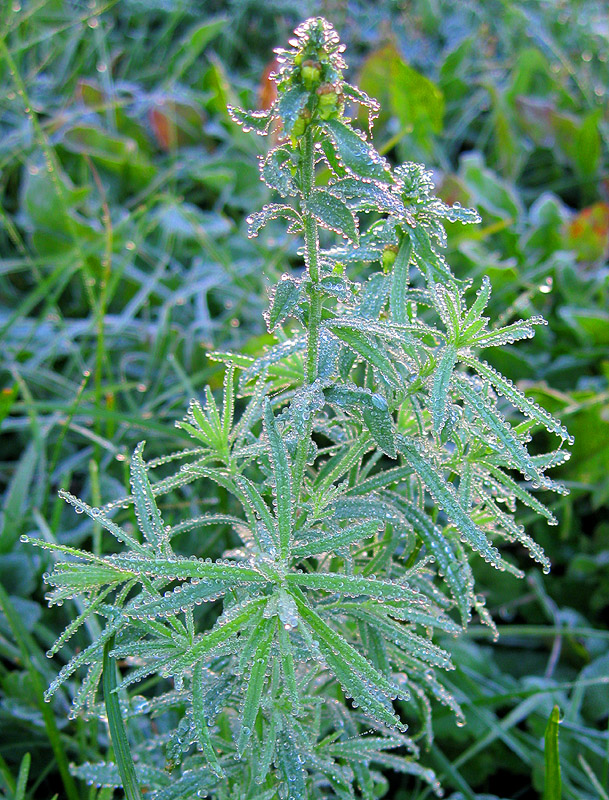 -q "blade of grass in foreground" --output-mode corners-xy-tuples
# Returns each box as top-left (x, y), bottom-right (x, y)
(103, 637), (143, 800)
(544, 705), (562, 800)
